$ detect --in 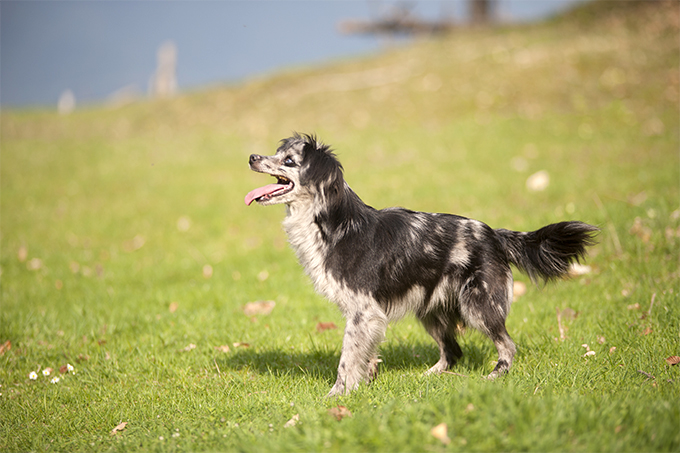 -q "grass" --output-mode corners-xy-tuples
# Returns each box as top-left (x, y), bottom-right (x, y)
(1, 1), (679, 451)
